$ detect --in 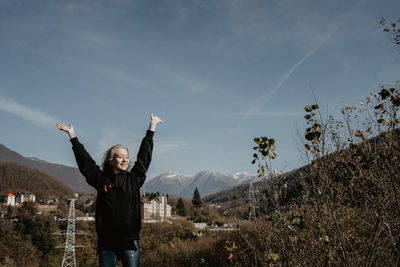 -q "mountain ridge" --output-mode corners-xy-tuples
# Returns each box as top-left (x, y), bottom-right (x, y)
(0, 142), (260, 198)
(144, 170), (260, 199)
